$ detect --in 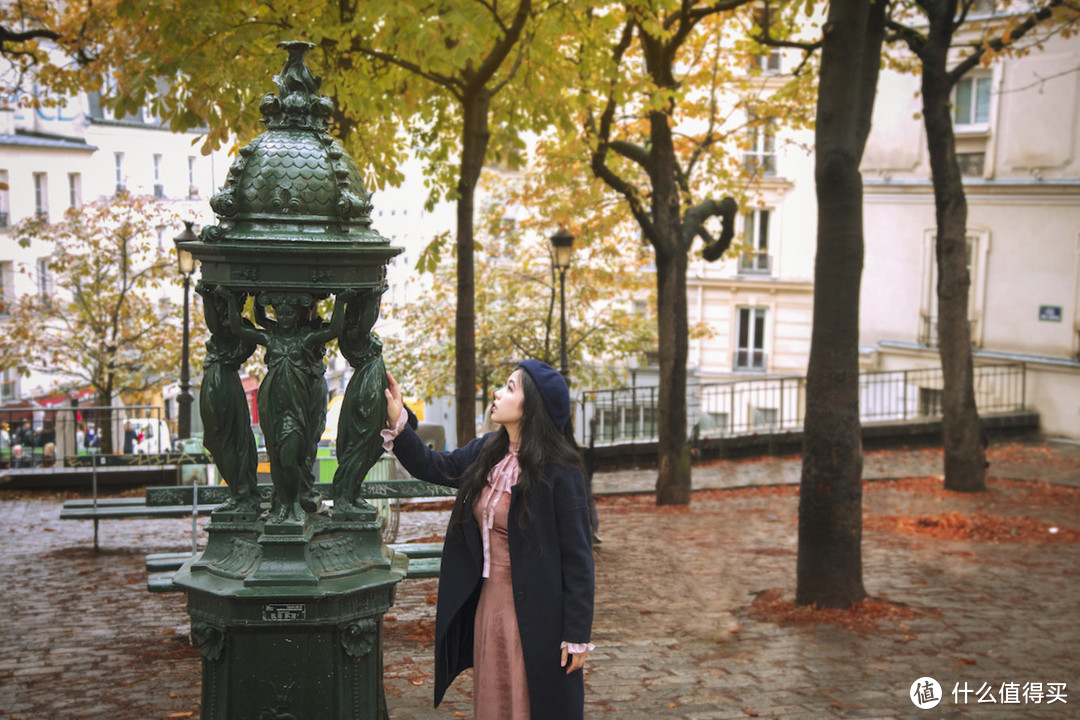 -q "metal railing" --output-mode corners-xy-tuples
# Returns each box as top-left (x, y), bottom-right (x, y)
(0, 404), (172, 469)
(580, 363), (1027, 444)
